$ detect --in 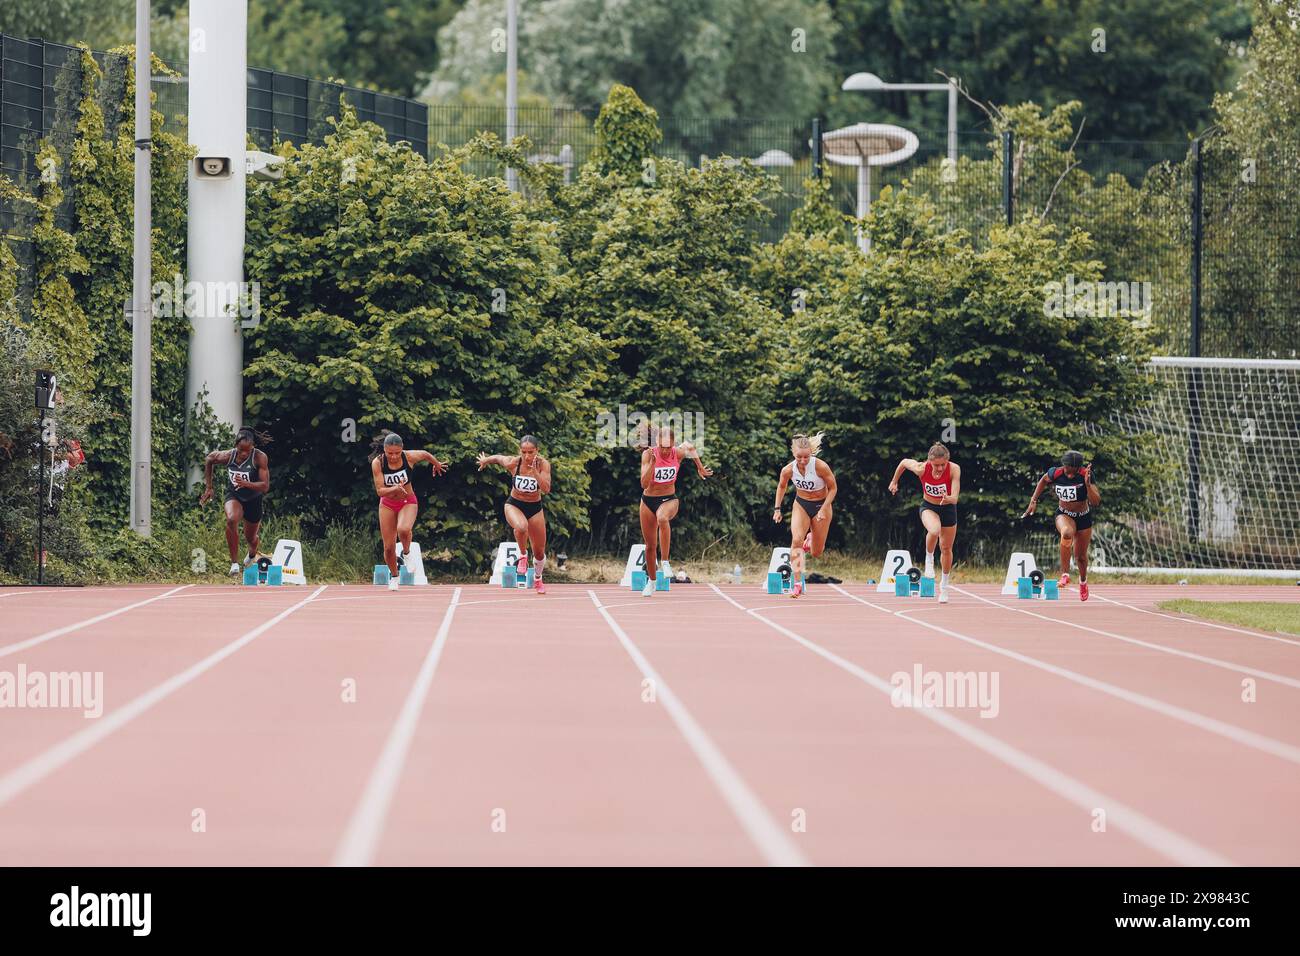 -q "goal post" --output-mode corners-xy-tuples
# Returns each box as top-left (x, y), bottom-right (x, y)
(1090, 356), (1300, 577)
